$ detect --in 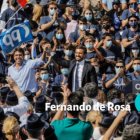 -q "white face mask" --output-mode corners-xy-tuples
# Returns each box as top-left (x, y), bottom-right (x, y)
(94, 66), (99, 74)
(92, 127), (102, 140)
(24, 55), (30, 60)
(49, 9), (56, 16)
(79, 25), (86, 31)
(115, 67), (121, 74)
